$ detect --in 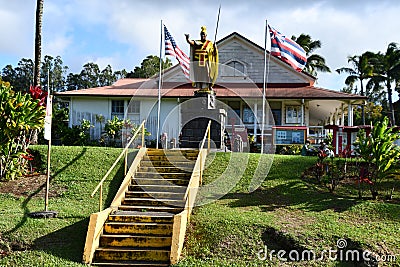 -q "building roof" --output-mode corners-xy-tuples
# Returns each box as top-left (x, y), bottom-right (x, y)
(56, 78), (365, 101)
